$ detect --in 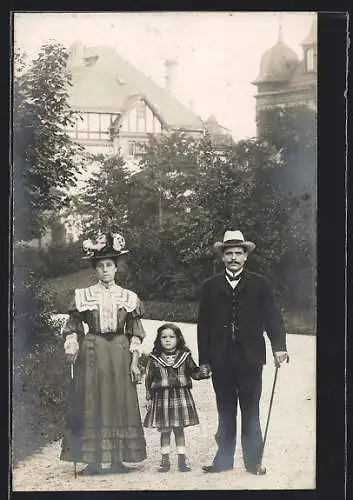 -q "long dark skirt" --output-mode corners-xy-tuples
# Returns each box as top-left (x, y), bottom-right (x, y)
(60, 333), (147, 464)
